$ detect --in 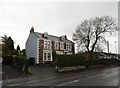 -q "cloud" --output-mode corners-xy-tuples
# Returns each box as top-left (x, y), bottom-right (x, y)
(0, 2), (118, 53)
